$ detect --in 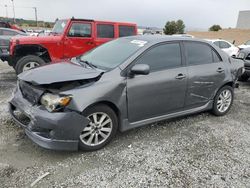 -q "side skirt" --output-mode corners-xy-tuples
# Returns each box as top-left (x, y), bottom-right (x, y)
(120, 100), (213, 132)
